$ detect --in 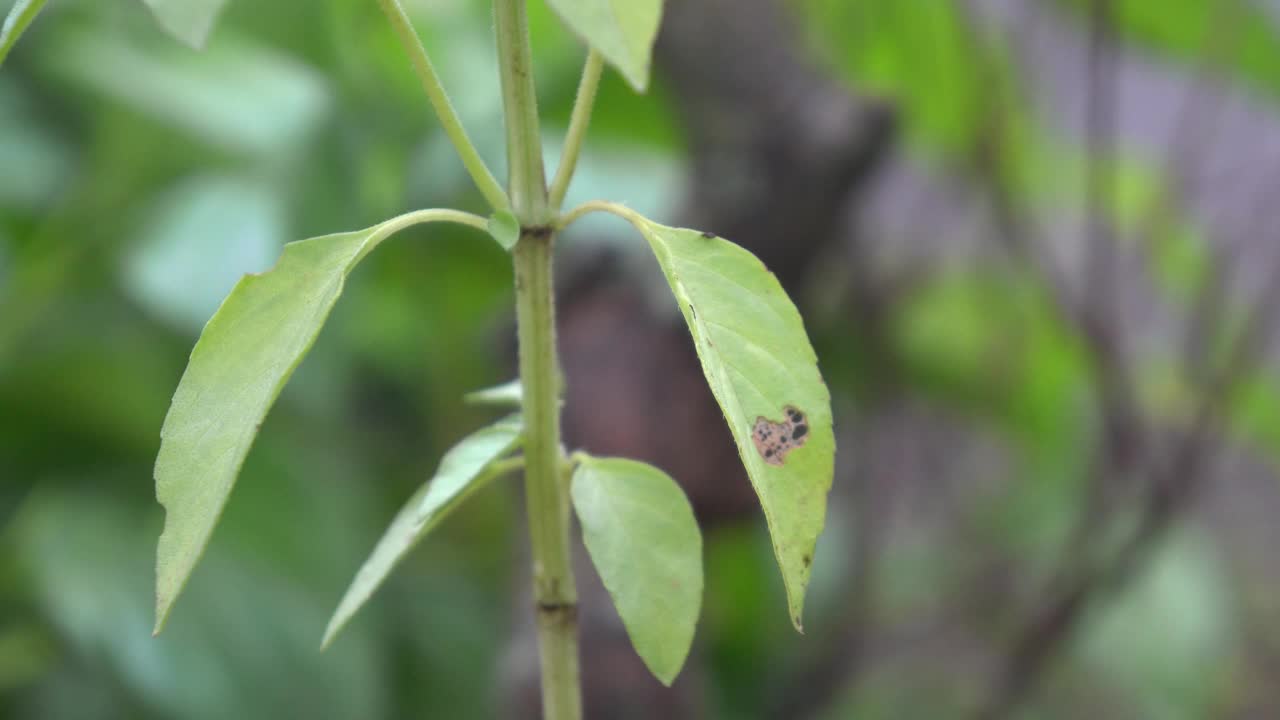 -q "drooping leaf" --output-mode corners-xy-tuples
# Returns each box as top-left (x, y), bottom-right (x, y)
(0, 0), (47, 66)
(464, 378), (523, 408)
(322, 415), (523, 649)
(486, 209), (520, 251)
(154, 211), (474, 633)
(571, 456), (702, 685)
(616, 213), (834, 630)
(544, 0), (663, 92)
(140, 0), (230, 49)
